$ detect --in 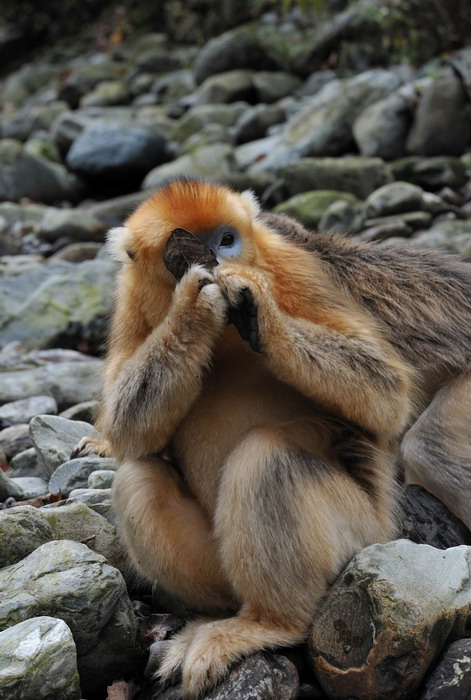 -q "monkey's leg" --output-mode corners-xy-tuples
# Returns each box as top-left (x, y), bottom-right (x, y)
(113, 456), (234, 614)
(159, 426), (392, 698)
(402, 372), (471, 529)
